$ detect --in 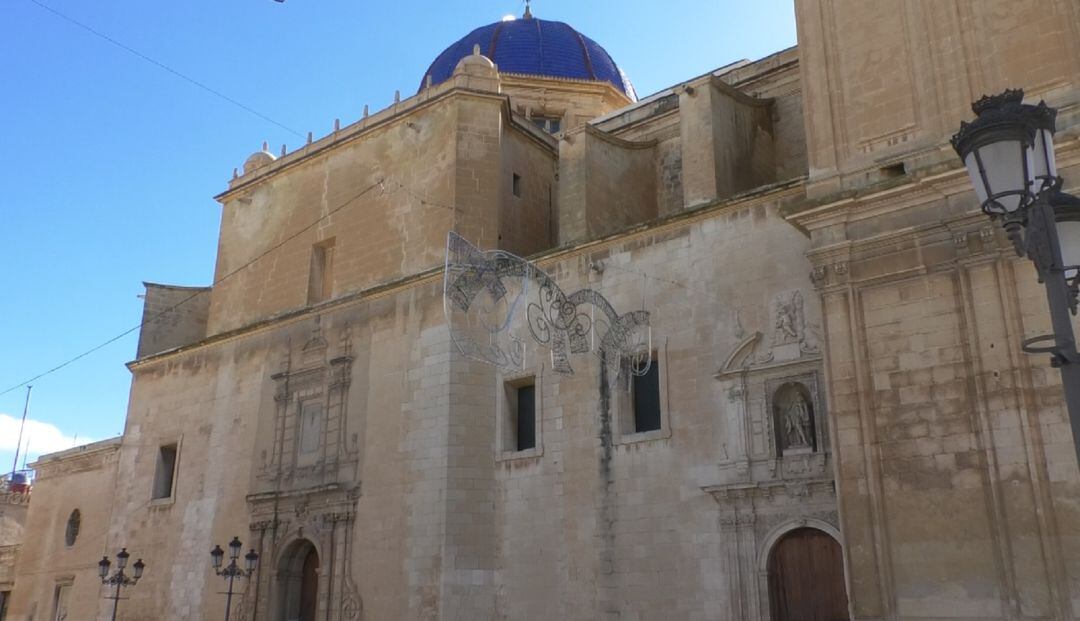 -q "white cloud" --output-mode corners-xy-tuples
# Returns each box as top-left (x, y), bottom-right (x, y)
(0, 413), (89, 463)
